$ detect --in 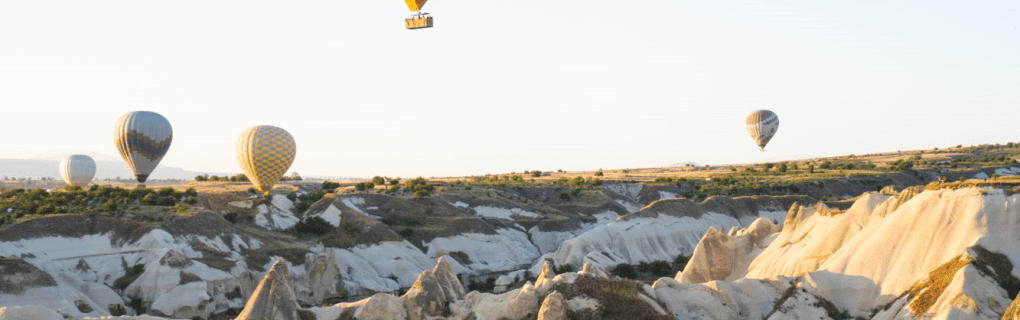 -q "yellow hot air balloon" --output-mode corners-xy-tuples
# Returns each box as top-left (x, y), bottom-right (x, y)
(405, 0), (427, 11)
(236, 125), (296, 195)
(746, 110), (779, 151)
(404, 0), (433, 29)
